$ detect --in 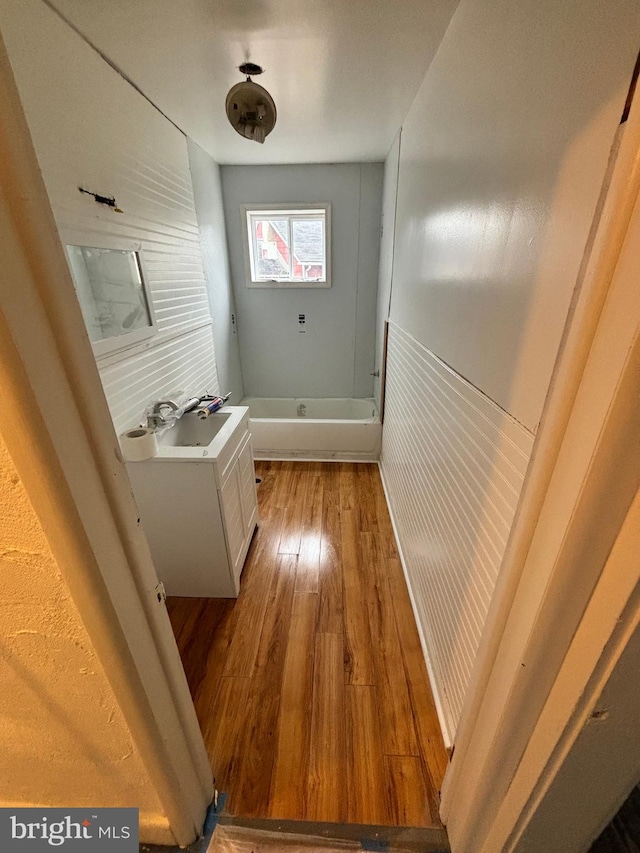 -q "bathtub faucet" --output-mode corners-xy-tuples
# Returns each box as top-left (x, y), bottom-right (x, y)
(297, 403), (307, 417)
